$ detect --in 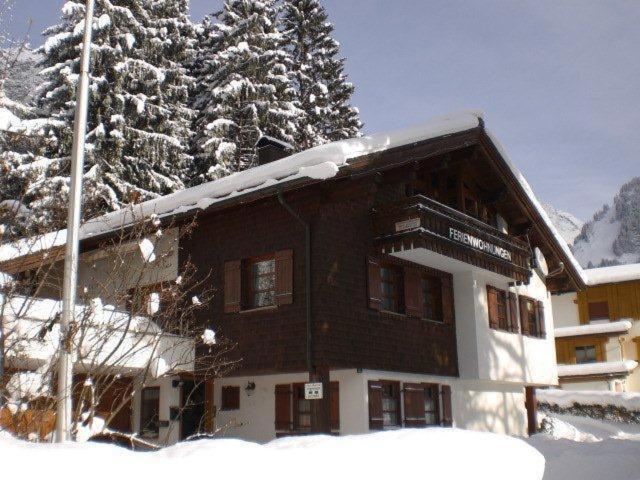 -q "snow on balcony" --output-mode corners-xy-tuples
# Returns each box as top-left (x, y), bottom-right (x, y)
(1, 294), (194, 375)
(557, 360), (638, 378)
(554, 320), (633, 338)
